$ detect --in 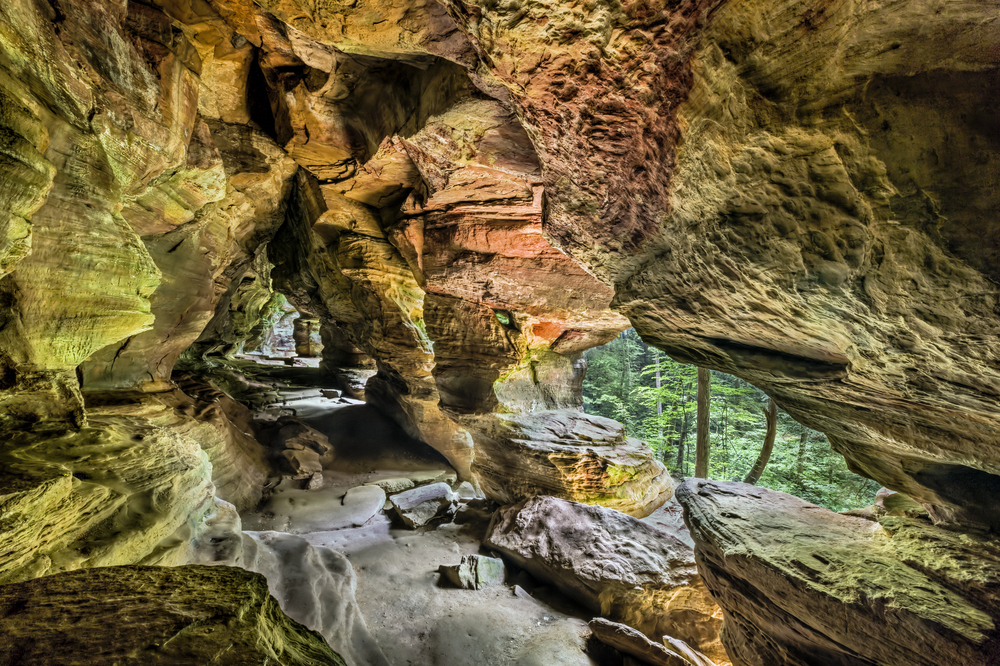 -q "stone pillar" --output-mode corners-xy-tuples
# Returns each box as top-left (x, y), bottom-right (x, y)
(292, 318), (322, 358)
